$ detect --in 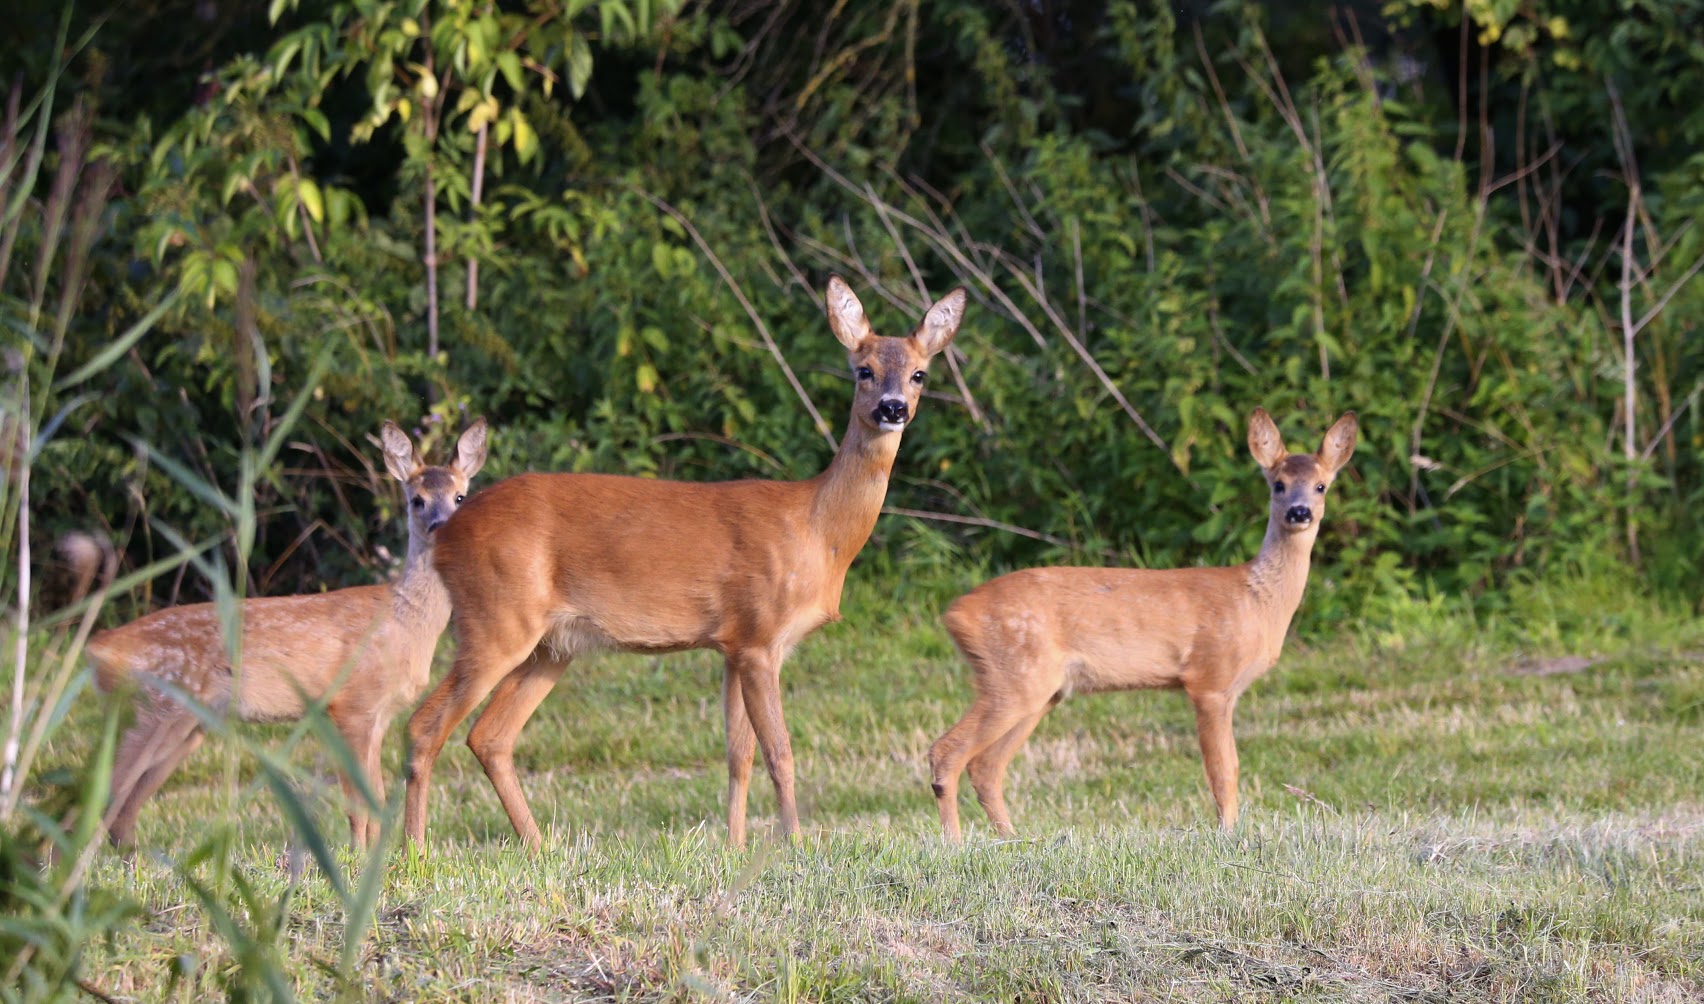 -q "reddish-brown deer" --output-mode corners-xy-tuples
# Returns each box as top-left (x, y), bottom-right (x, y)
(928, 408), (1357, 839)
(85, 419), (487, 848)
(404, 277), (967, 849)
